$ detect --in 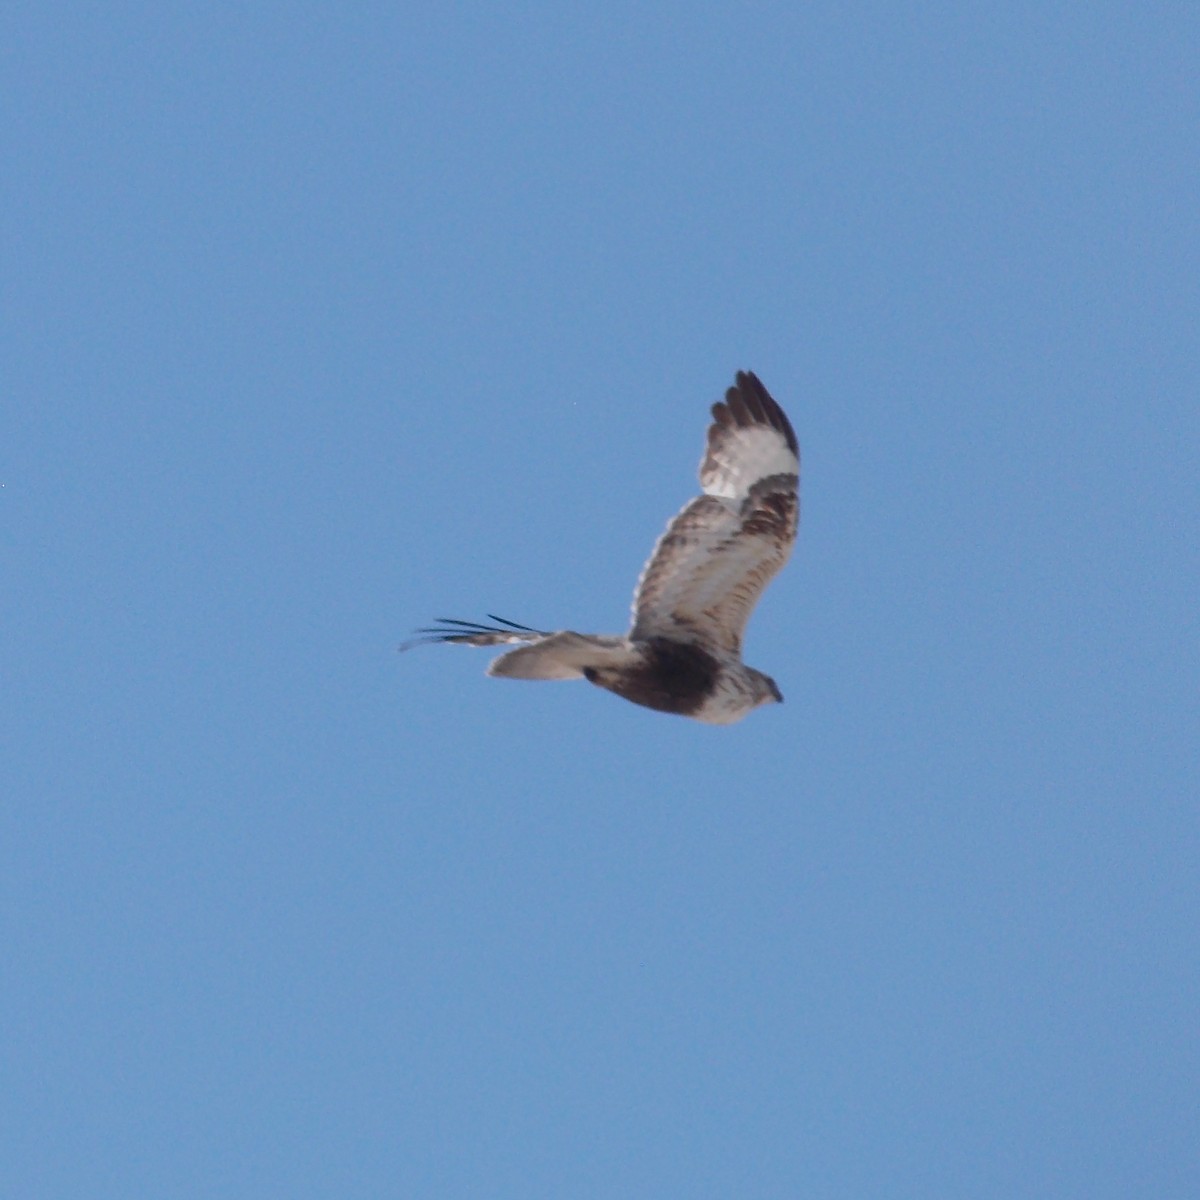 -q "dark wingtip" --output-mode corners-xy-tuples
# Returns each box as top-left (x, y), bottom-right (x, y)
(399, 616), (483, 652)
(485, 614), (541, 632)
(399, 614), (548, 653)
(725, 370), (798, 456)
